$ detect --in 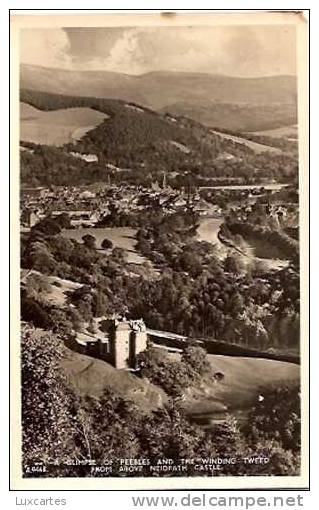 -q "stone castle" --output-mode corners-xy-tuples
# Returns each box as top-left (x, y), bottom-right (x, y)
(73, 316), (148, 369)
